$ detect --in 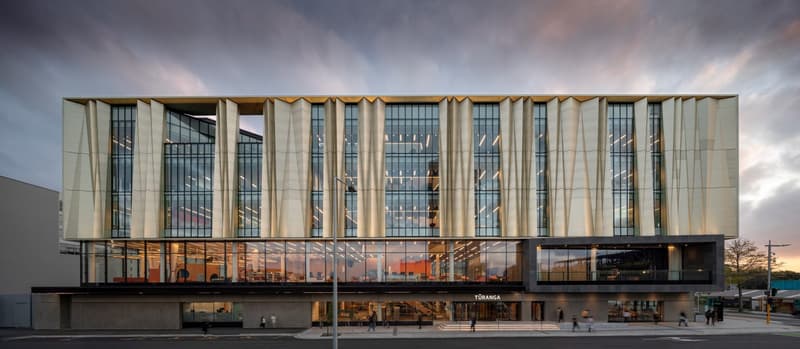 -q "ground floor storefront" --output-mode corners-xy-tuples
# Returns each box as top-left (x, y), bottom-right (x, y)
(31, 291), (694, 329)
